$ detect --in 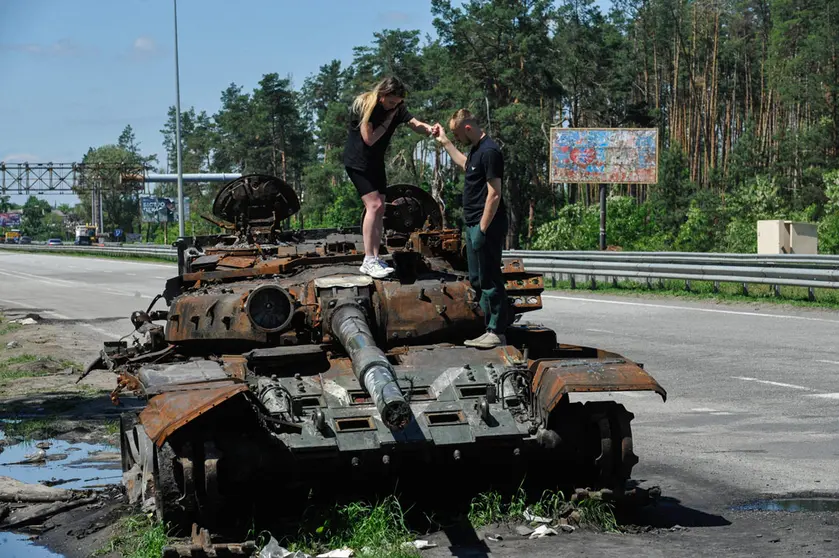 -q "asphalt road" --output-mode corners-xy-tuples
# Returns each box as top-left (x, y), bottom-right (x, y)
(2, 251), (838, 556)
